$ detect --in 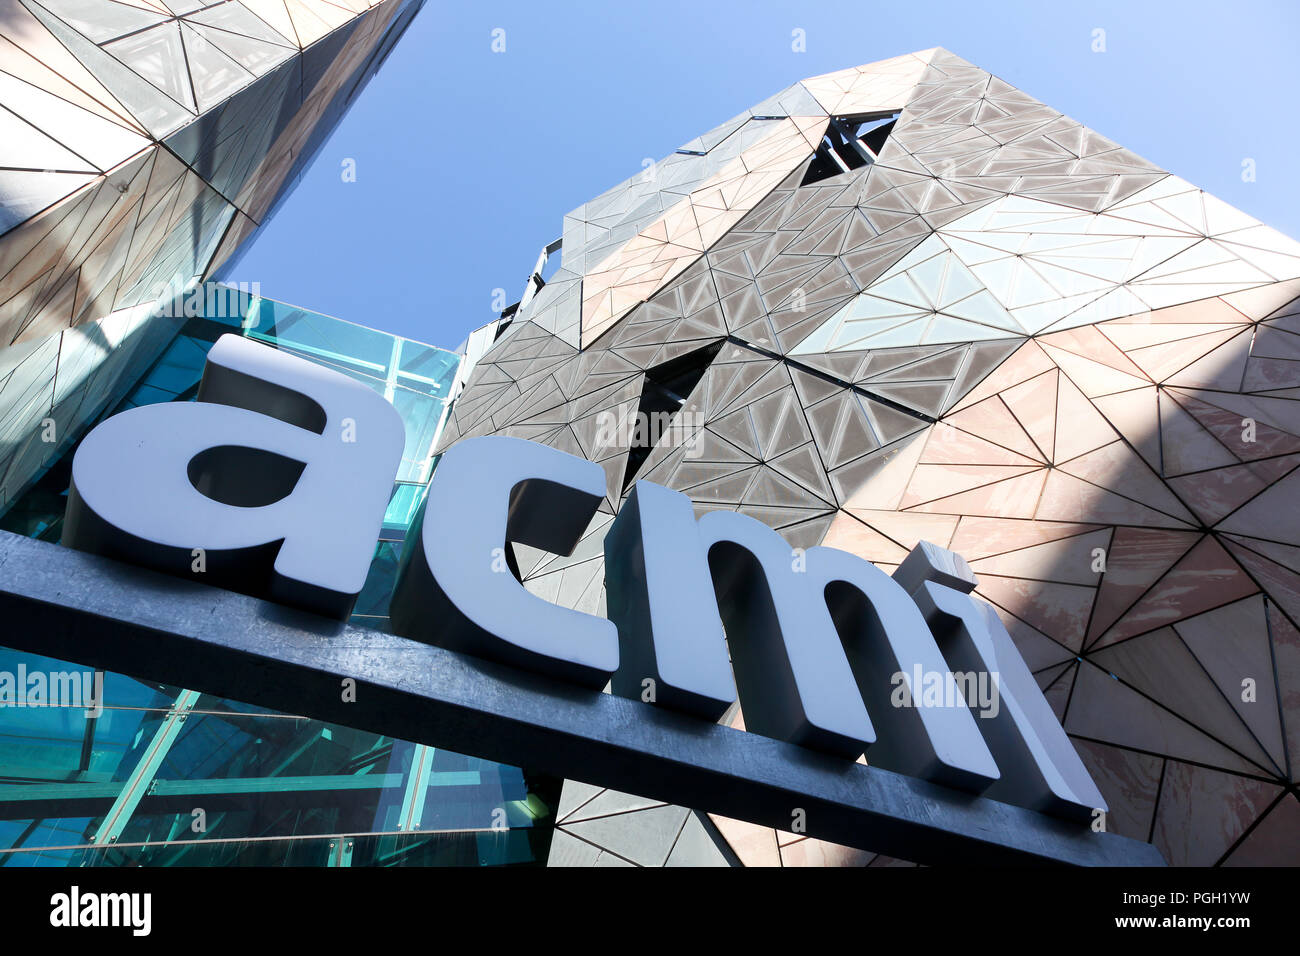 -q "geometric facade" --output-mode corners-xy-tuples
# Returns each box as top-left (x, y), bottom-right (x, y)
(1, 27), (1297, 866)
(440, 49), (1300, 866)
(0, 0), (423, 520)
(0, 0), (424, 346)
